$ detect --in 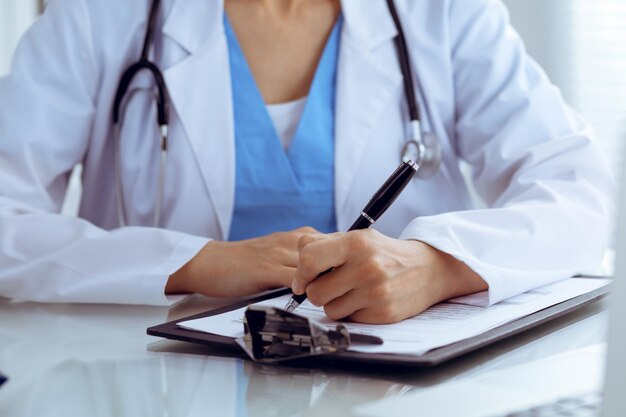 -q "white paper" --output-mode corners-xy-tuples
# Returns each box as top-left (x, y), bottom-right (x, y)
(179, 278), (609, 356)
